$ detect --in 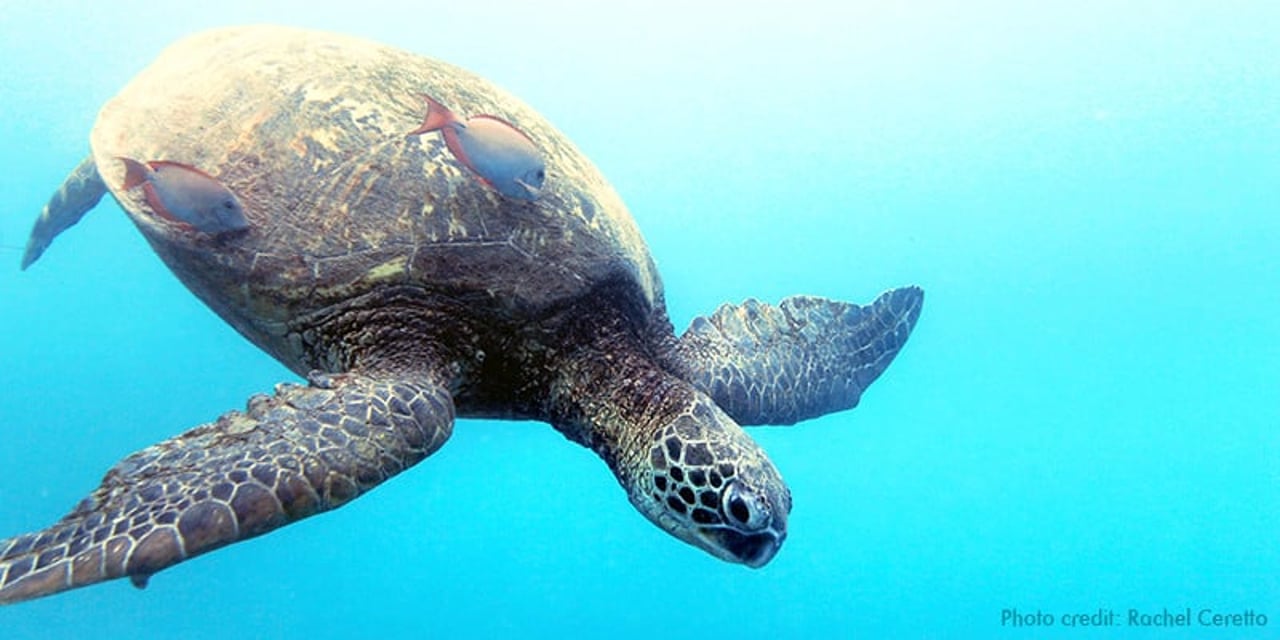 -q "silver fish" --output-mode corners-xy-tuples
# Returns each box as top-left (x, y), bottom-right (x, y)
(408, 94), (545, 200)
